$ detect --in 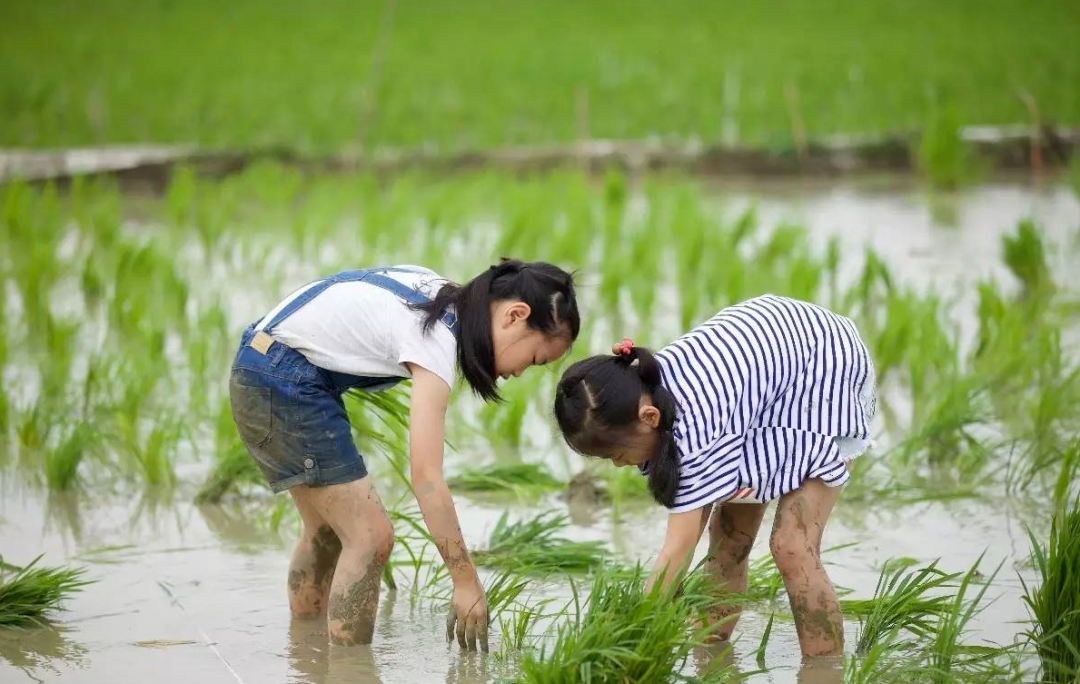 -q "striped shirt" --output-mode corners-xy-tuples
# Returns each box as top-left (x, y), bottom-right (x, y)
(654, 295), (876, 513)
